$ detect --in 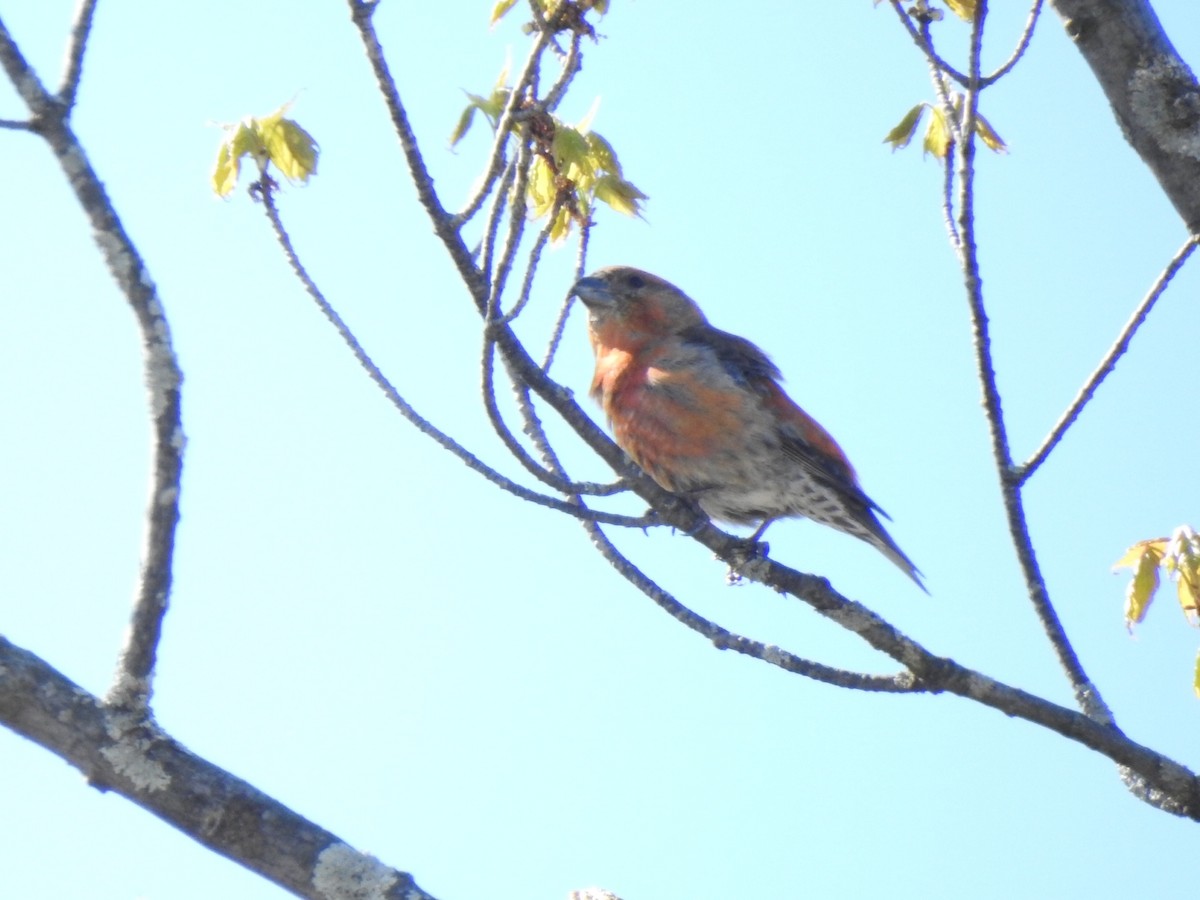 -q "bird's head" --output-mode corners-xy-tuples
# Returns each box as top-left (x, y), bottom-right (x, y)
(572, 266), (707, 348)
